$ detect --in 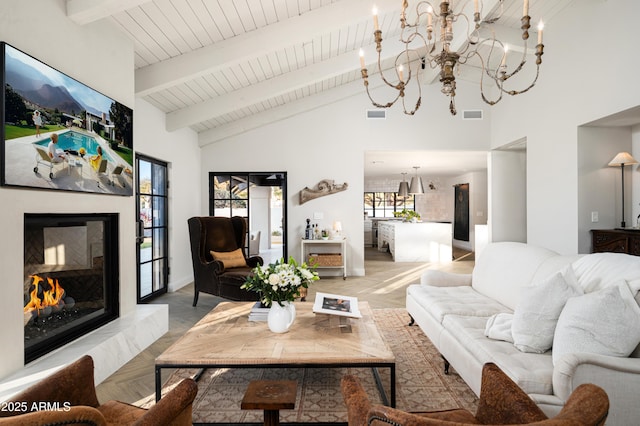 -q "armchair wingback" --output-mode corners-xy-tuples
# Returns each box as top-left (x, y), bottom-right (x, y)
(188, 216), (263, 306)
